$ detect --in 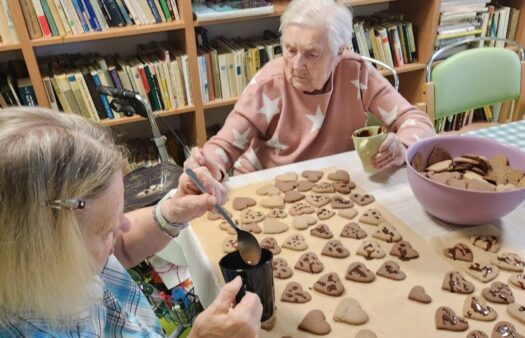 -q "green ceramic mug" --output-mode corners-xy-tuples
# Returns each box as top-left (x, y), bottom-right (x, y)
(352, 126), (387, 173)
